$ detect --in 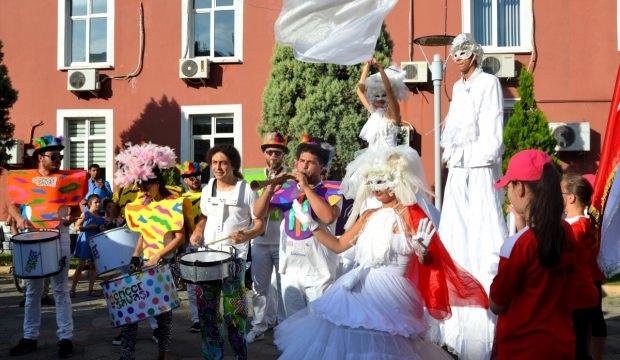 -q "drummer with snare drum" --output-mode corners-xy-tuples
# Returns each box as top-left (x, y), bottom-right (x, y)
(189, 144), (265, 360)
(114, 142), (191, 360)
(8, 135), (86, 358)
